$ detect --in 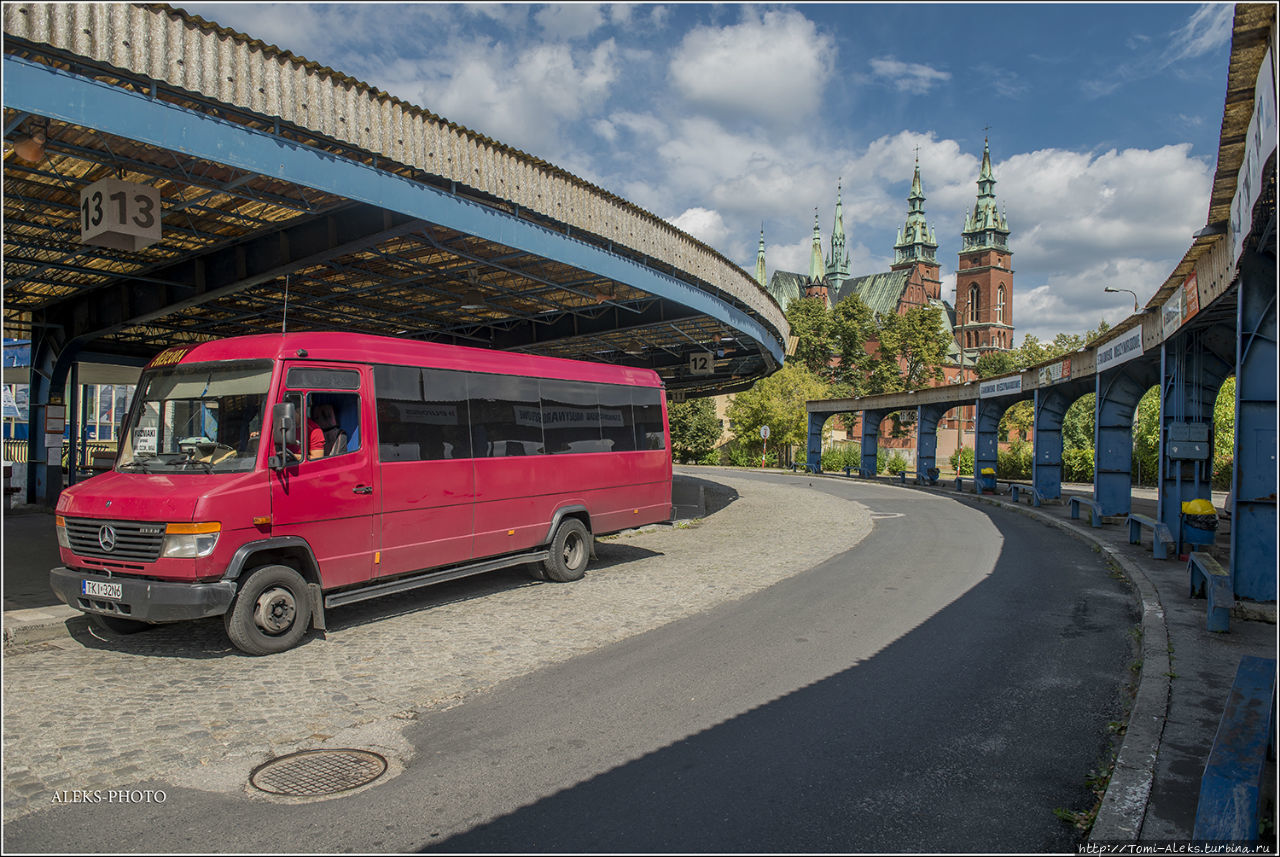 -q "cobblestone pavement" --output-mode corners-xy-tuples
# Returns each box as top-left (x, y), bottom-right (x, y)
(2, 469), (872, 822)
